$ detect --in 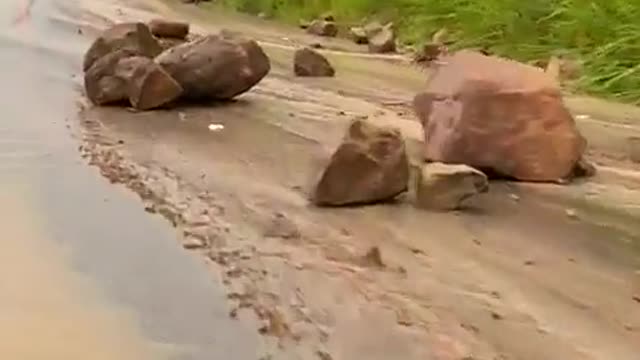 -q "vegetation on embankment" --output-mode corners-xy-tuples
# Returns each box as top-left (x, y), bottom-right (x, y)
(218, 0), (640, 103)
